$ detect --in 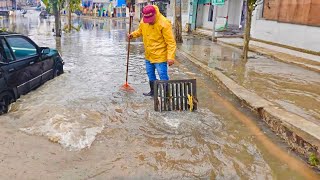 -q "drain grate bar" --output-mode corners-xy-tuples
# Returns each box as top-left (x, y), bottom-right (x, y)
(154, 79), (197, 112)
